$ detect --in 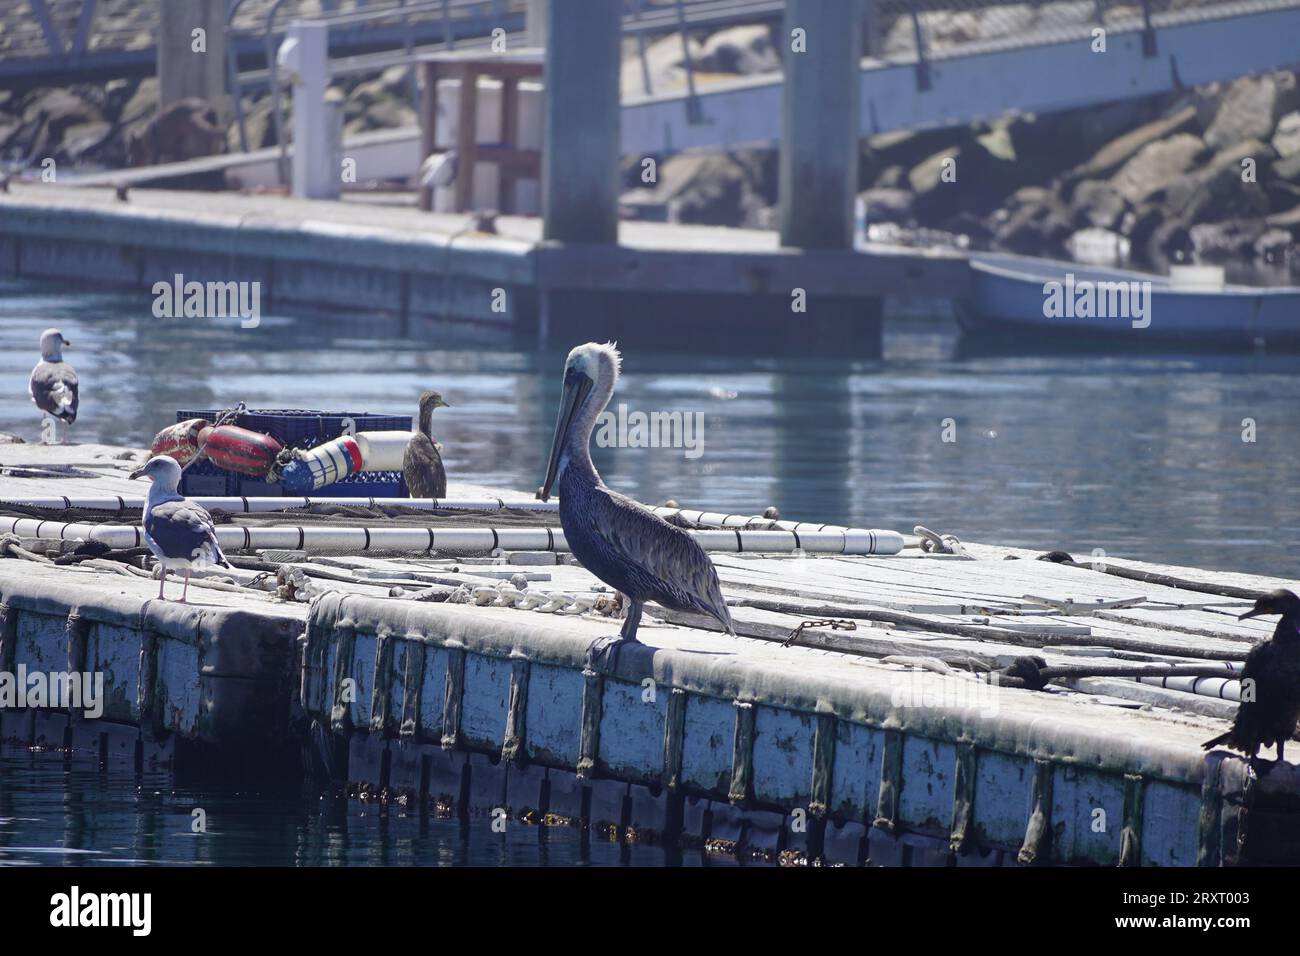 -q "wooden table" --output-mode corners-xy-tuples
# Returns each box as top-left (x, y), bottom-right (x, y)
(418, 49), (544, 214)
